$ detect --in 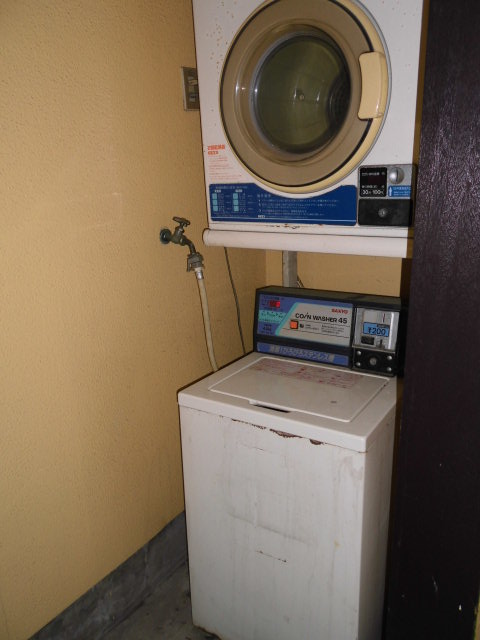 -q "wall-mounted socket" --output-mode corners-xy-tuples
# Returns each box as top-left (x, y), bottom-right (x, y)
(181, 67), (199, 111)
